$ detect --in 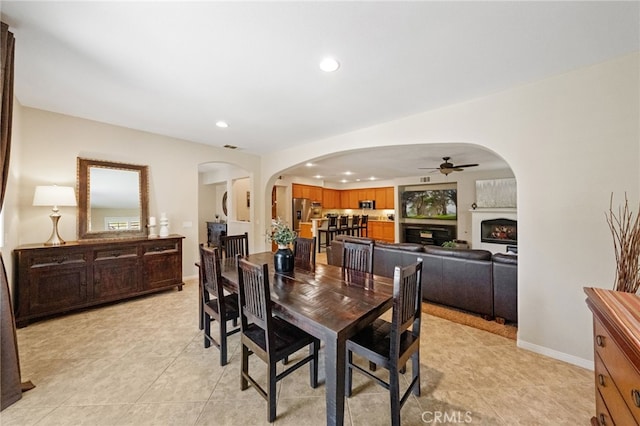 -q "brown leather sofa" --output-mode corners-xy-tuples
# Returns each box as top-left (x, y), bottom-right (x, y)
(326, 235), (517, 322)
